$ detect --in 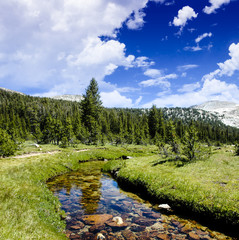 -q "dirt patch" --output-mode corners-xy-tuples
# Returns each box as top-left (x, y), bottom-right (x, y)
(12, 150), (61, 159)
